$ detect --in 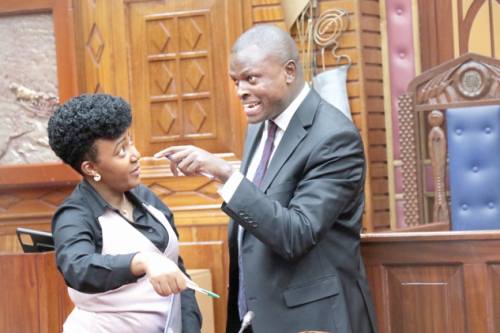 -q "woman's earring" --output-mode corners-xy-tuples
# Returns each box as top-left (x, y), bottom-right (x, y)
(94, 173), (101, 182)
